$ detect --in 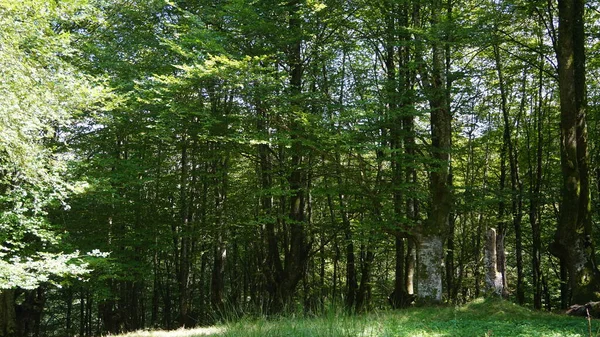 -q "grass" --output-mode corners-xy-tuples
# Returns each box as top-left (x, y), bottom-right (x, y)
(118, 298), (600, 337)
